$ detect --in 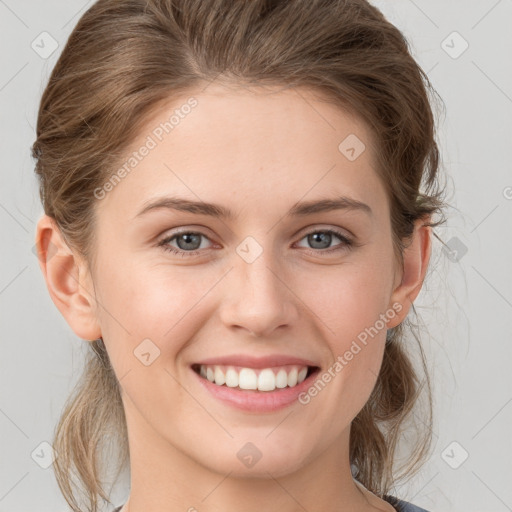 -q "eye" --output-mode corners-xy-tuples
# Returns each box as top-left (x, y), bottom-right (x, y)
(295, 229), (354, 256)
(157, 227), (355, 257)
(157, 231), (212, 257)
